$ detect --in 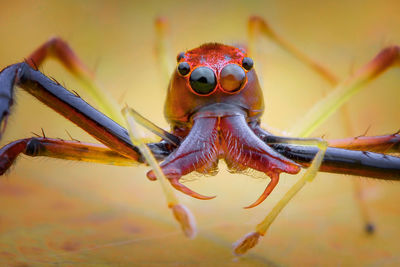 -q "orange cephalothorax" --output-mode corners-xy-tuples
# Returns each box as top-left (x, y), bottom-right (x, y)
(151, 43), (301, 208)
(164, 43), (265, 129)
